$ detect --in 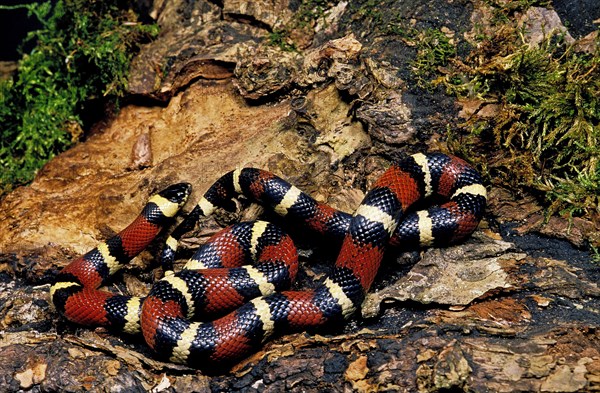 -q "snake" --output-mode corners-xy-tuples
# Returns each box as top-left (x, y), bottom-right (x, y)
(50, 152), (487, 366)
